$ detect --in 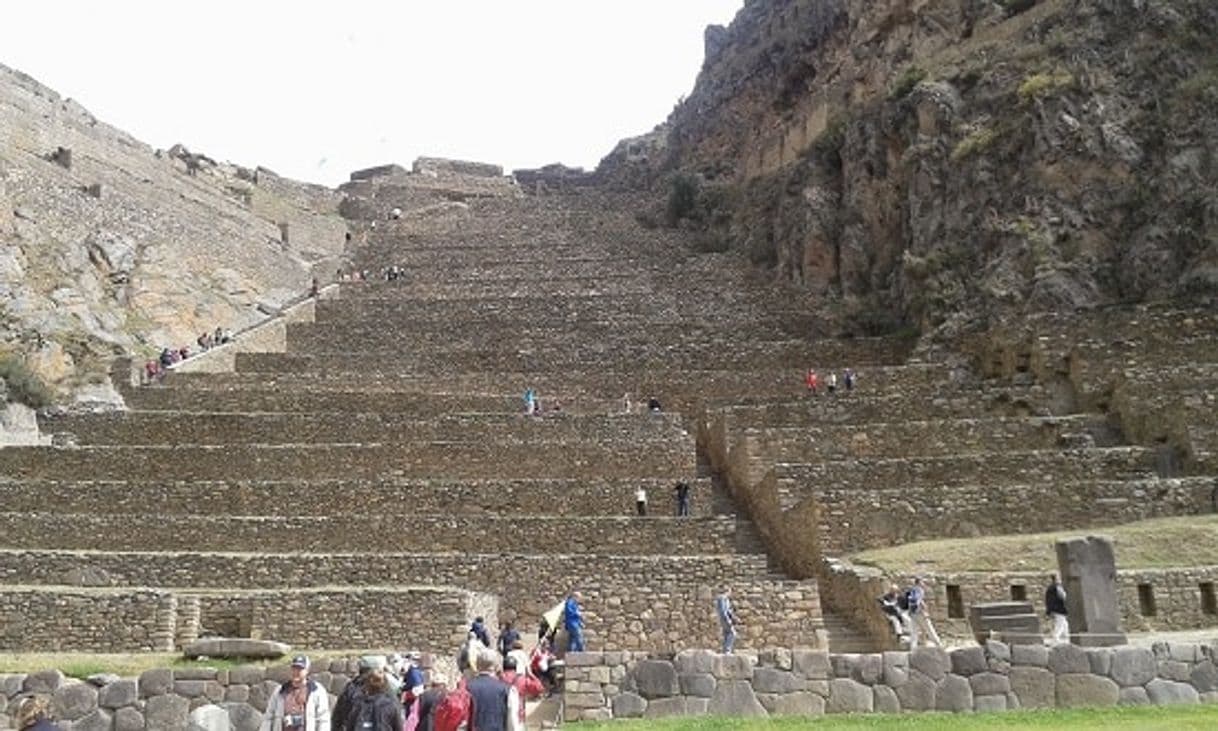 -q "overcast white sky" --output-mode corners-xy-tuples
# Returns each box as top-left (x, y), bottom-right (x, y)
(1, 1), (742, 186)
